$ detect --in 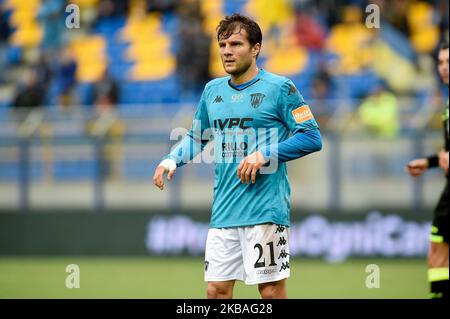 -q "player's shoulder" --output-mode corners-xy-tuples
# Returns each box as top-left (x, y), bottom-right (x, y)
(259, 69), (292, 88)
(204, 76), (230, 91)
